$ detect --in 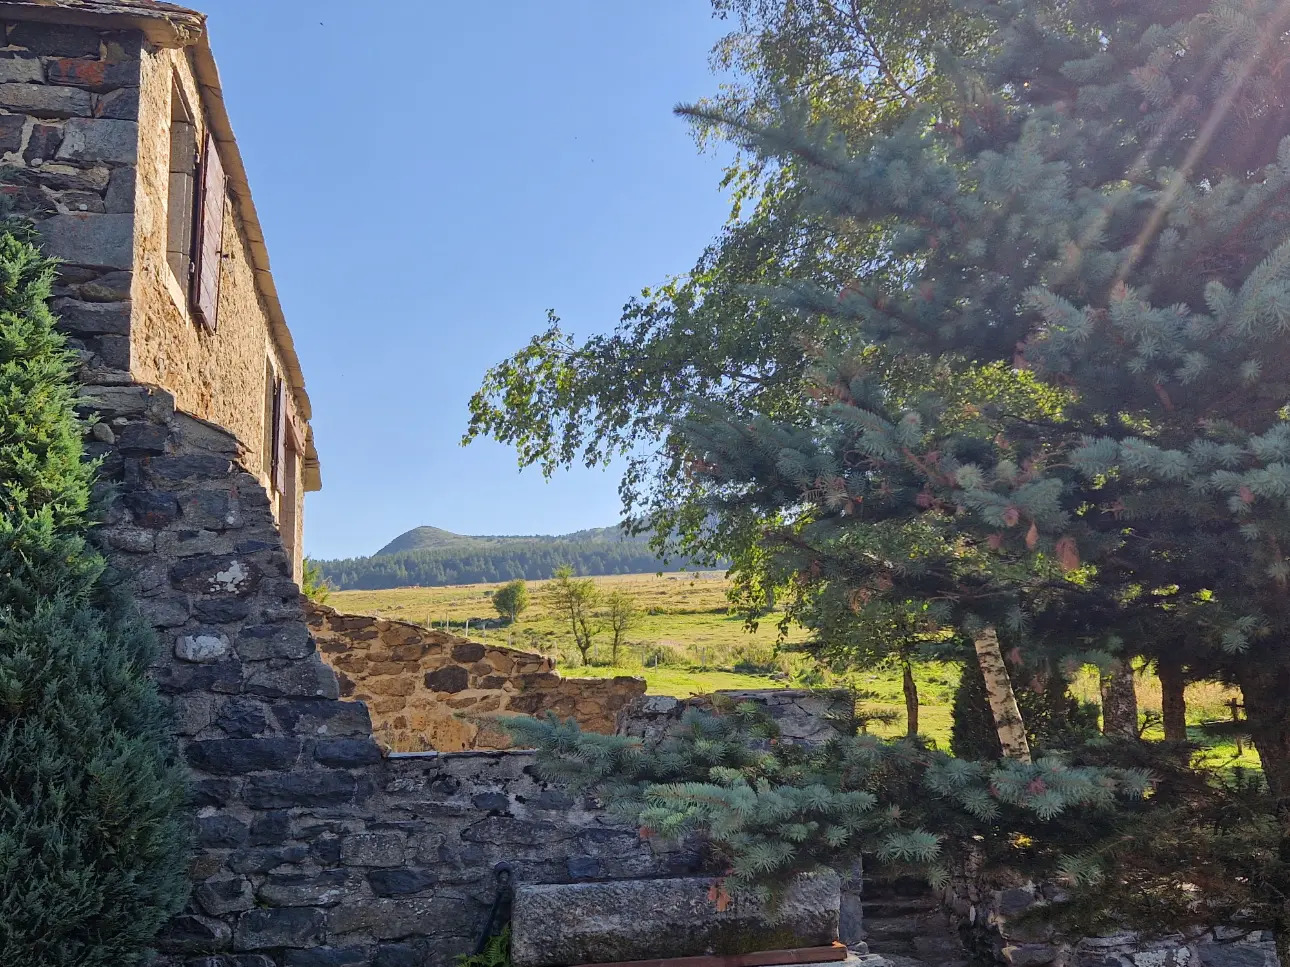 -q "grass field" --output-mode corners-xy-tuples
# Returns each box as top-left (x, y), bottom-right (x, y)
(329, 571), (1260, 764)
